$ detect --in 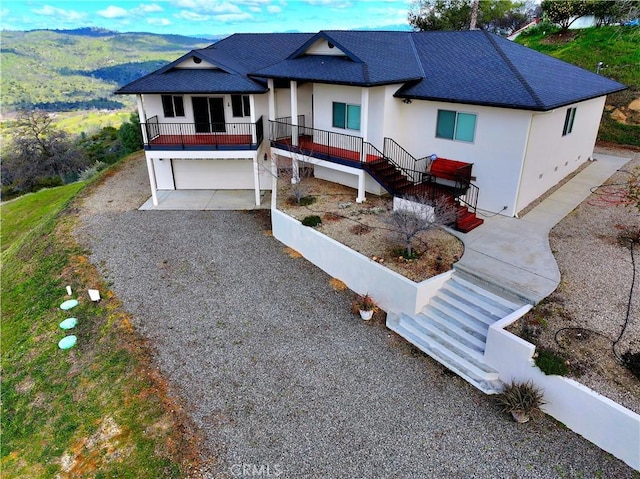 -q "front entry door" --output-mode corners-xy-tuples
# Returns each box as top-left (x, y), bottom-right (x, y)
(209, 98), (225, 132)
(192, 97), (226, 133)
